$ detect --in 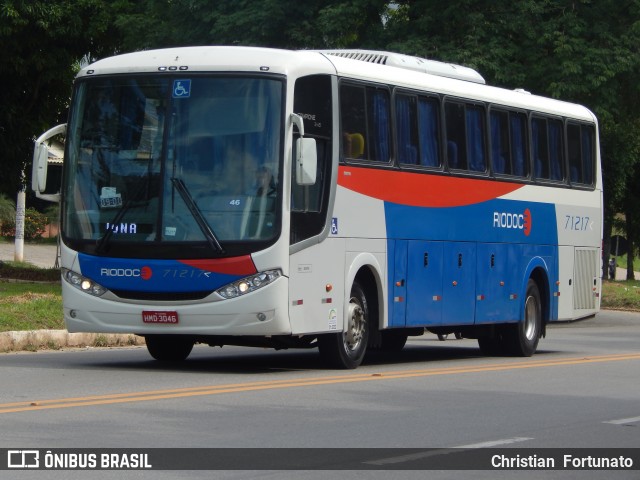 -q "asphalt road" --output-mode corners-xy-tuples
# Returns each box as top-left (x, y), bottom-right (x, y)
(0, 310), (639, 479)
